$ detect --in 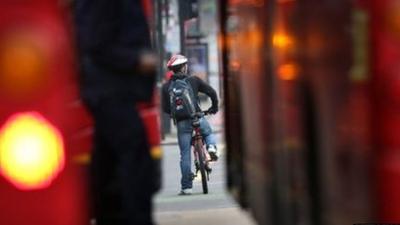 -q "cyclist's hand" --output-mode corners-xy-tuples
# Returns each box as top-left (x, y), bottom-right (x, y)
(207, 106), (218, 115)
(138, 51), (158, 76)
